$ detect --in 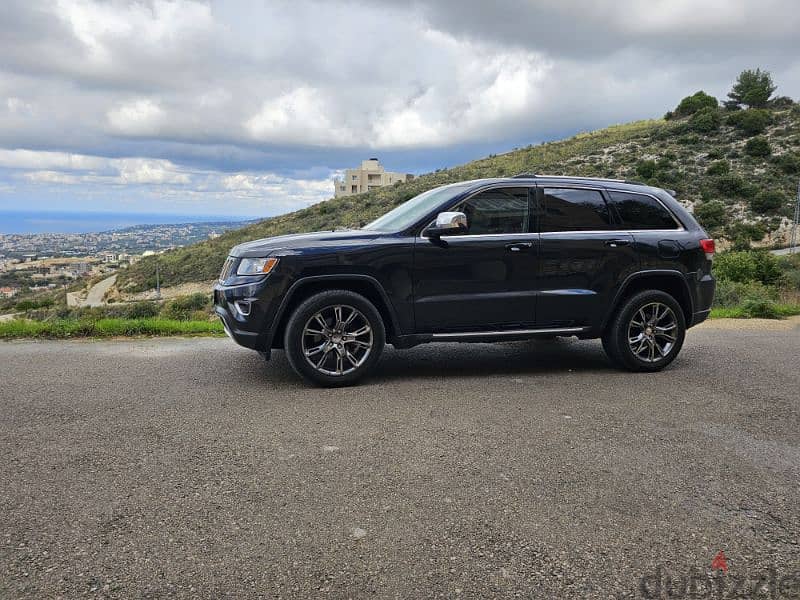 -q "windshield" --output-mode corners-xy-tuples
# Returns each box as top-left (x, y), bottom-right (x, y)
(362, 183), (474, 232)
